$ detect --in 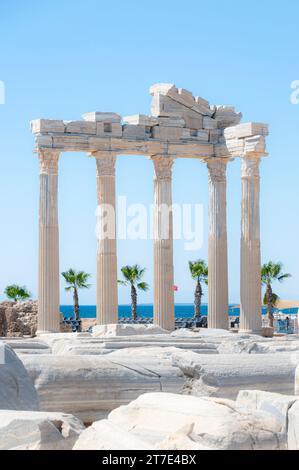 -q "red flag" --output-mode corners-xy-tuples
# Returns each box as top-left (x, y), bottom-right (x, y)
(173, 285), (178, 291)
